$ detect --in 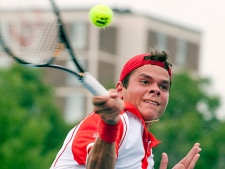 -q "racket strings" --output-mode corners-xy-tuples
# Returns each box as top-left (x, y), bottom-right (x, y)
(33, 20), (60, 63)
(0, 8), (61, 65)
